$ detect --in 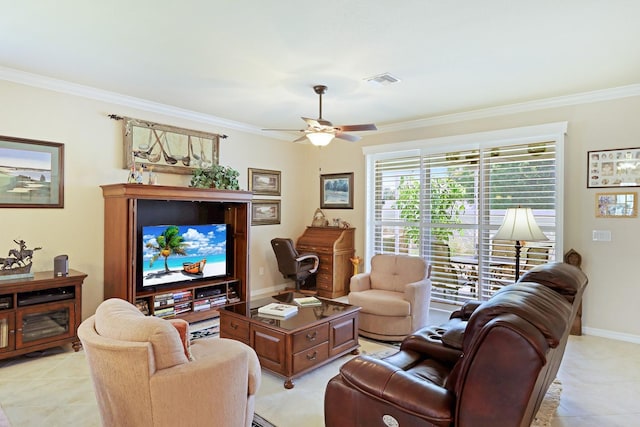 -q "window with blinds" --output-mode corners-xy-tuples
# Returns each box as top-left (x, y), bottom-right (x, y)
(365, 125), (563, 306)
